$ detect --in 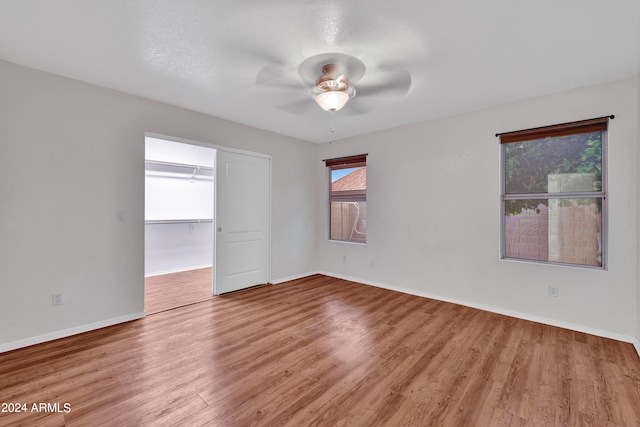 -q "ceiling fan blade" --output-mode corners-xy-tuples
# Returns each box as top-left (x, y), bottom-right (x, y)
(356, 67), (412, 99)
(258, 79), (303, 90)
(255, 63), (289, 84)
(342, 99), (372, 115)
(215, 36), (300, 88)
(277, 98), (316, 114)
